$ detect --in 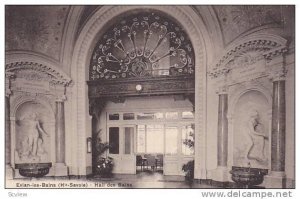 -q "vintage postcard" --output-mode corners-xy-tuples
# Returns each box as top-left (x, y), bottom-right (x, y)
(4, 5), (295, 193)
